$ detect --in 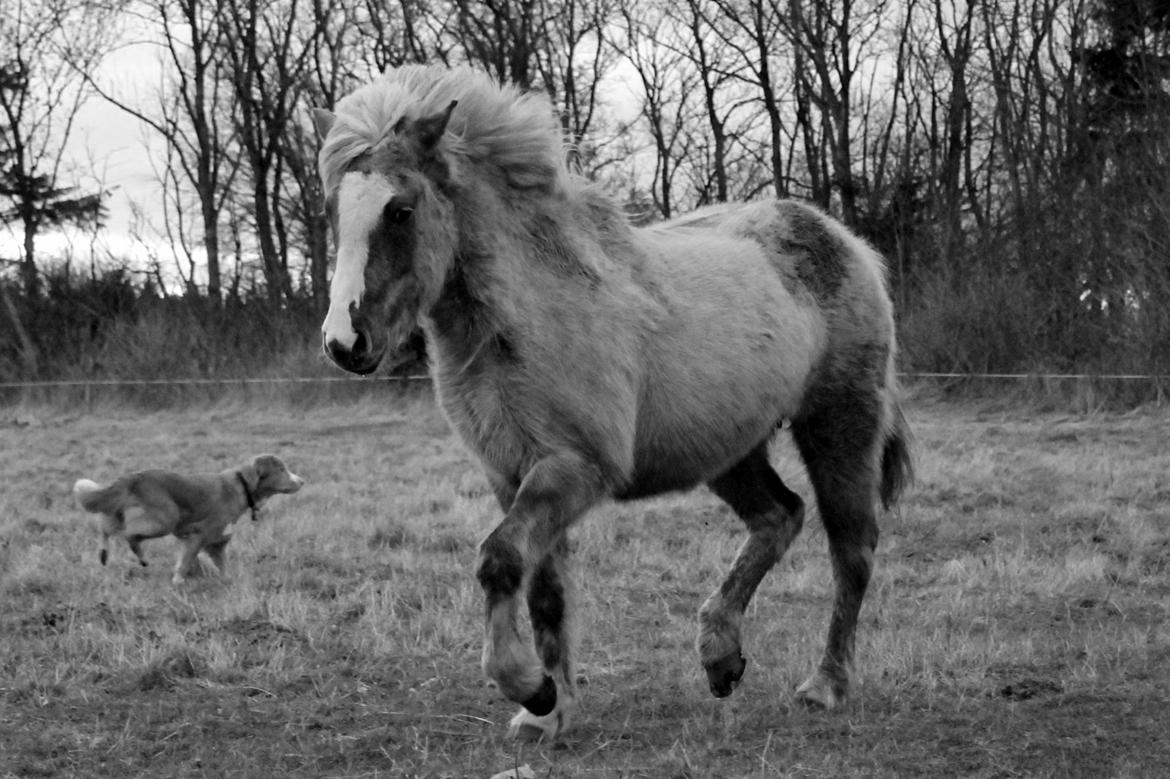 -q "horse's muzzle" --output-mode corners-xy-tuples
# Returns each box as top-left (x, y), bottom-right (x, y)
(323, 328), (383, 375)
